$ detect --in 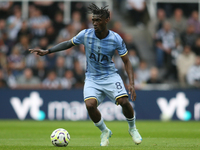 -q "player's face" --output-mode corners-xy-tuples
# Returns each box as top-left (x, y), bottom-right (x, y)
(92, 14), (108, 33)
